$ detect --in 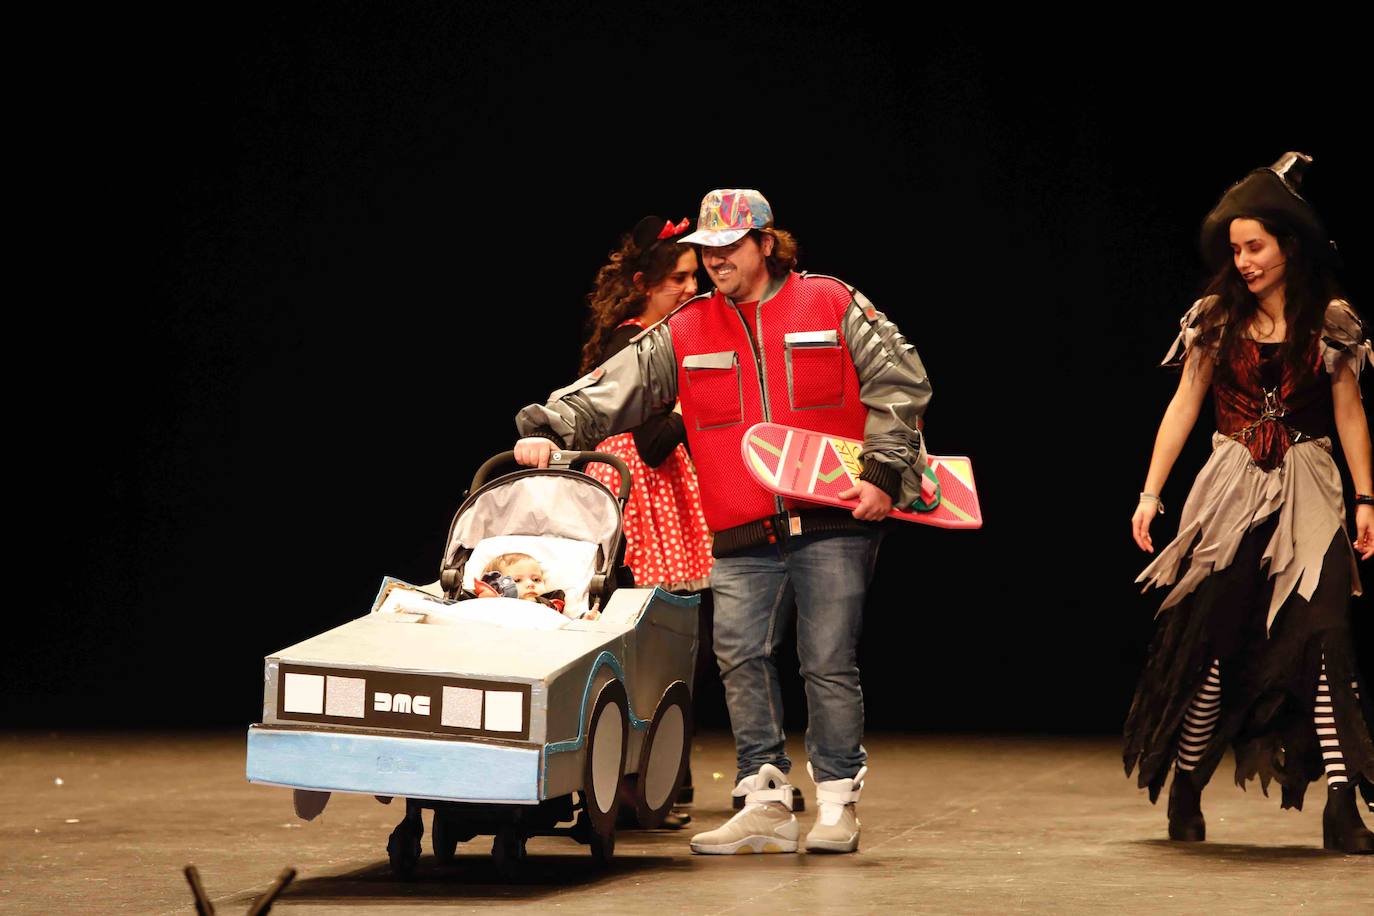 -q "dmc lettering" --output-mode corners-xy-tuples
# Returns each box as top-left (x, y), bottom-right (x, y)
(373, 692), (431, 715)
